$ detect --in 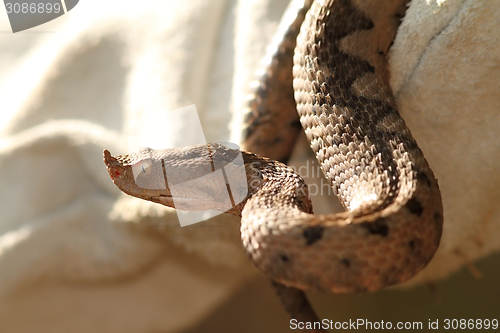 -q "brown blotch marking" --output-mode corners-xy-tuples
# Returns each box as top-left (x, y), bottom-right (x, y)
(291, 119), (302, 129)
(280, 254), (290, 263)
(241, 127), (253, 141)
(341, 258), (351, 268)
(303, 226), (324, 245)
(406, 198), (424, 216)
(434, 211), (443, 223)
(433, 211), (444, 231)
(408, 240), (416, 251)
(417, 171), (432, 187)
(272, 137), (282, 145)
(327, 0), (375, 41)
(362, 218), (389, 237)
